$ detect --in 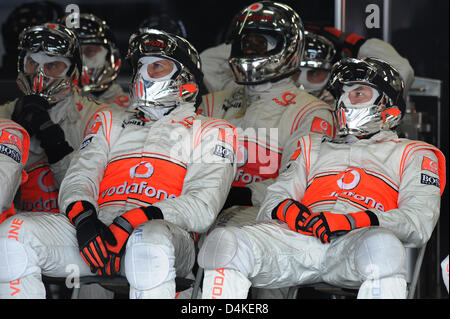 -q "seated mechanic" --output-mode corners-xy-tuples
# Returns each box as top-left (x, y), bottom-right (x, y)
(197, 57), (445, 299)
(0, 23), (112, 214)
(0, 29), (237, 299)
